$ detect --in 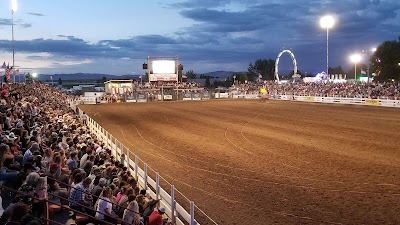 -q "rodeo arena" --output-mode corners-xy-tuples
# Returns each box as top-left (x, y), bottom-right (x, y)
(0, 55), (399, 225)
